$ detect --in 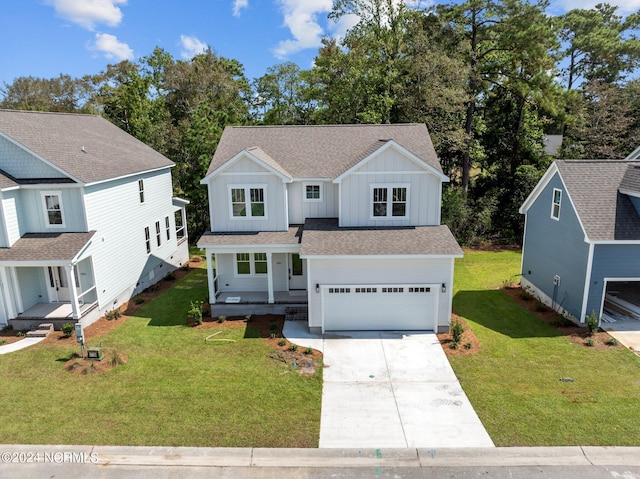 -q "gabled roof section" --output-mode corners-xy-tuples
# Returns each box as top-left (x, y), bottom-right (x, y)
(0, 110), (174, 185)
(333, 139), (449, 183)
(522, 160), (640, 242)
(201, 147), (293, 183)
(619, 164), (640, 197)
(205, 124), (443, 180)
(0, 231), (95, 265)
